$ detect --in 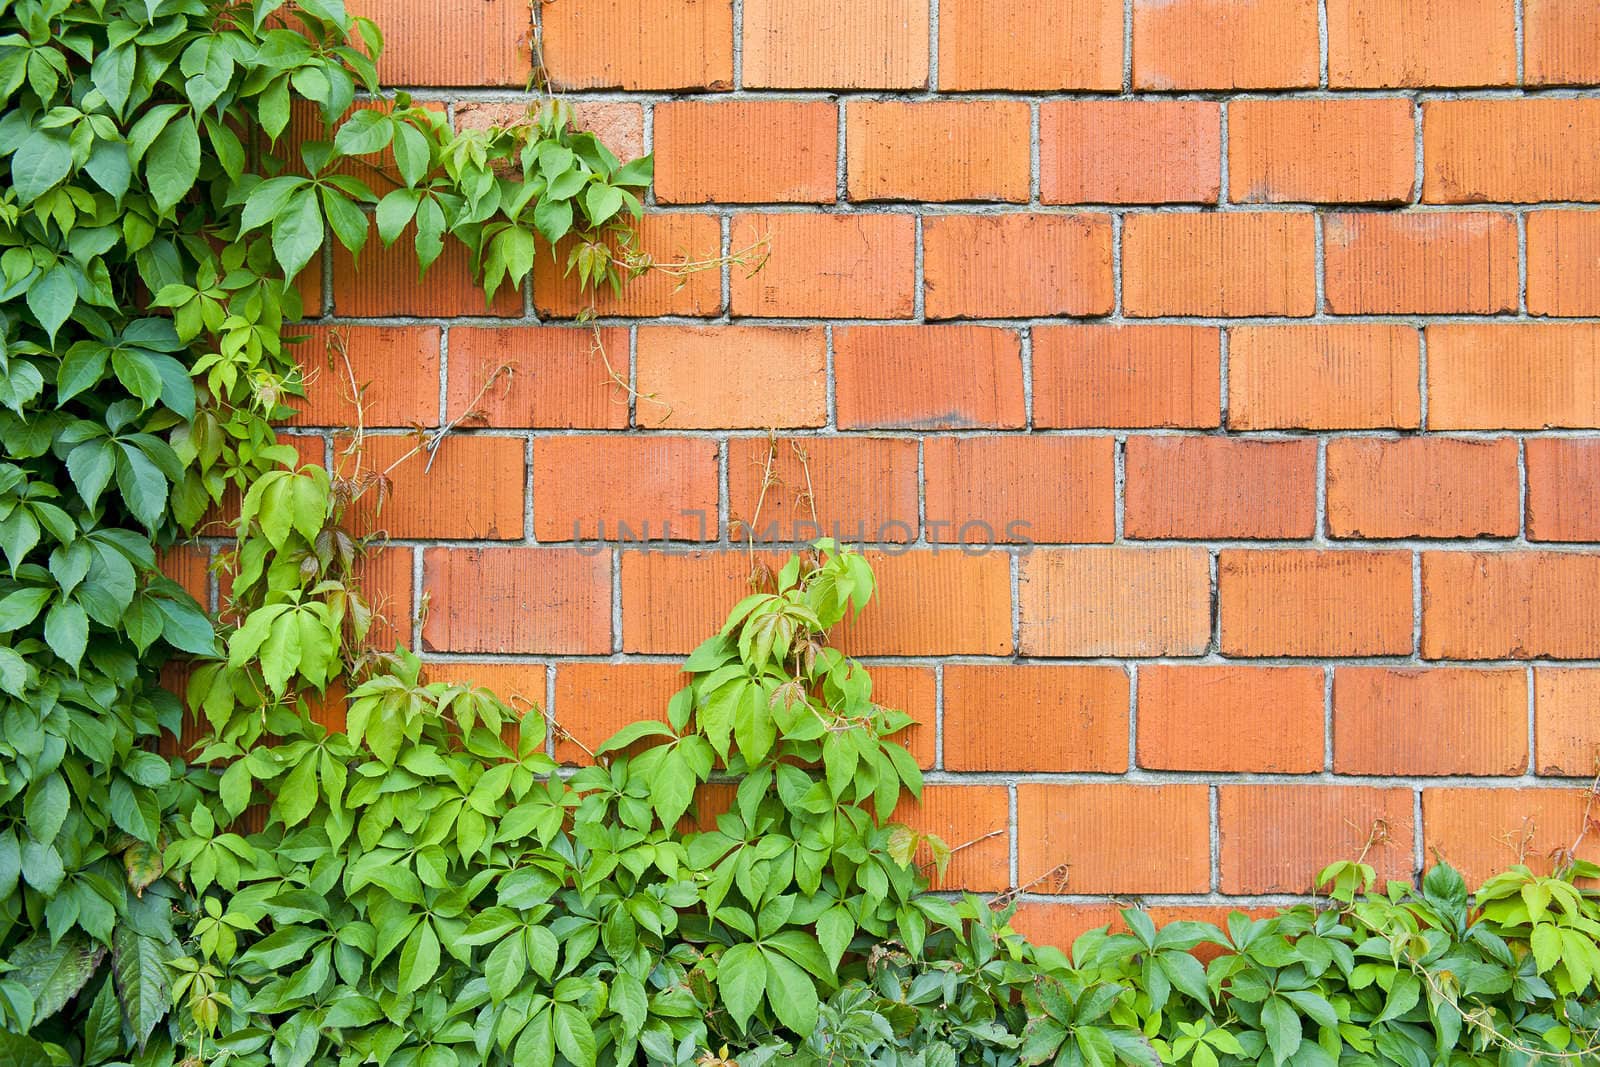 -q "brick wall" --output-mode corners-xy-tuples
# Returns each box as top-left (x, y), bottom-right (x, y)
(269, 0), (1600, 945)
